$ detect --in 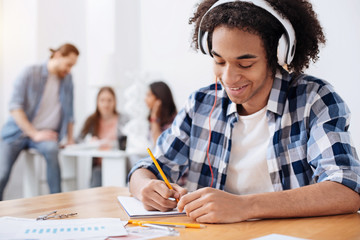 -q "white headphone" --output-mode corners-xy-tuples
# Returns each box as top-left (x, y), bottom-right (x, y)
(198, 0), (296, 66)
